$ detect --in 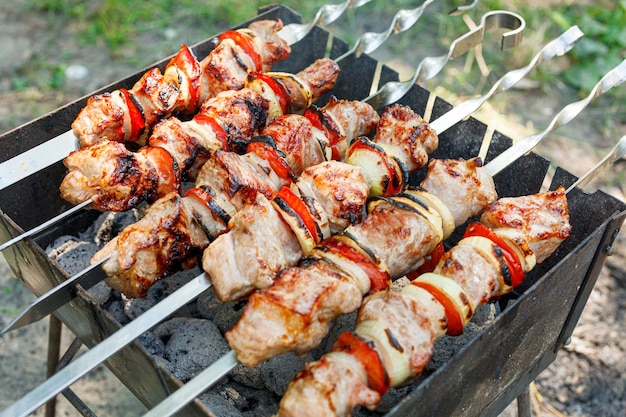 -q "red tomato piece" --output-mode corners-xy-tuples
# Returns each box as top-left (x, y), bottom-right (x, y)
(322, 237), (390, 293)
(120, 88), (145, 142)
(276, 186), (320, 243)
(412, 280), (464, 336)
(193, 114), (229, 152)
(463, 222), (525, 288)
(249, 72), (291, 115)
(247, 141), (295, 183)
(333, 331), (390, 395)
(406, 242), (445, 279)
(218, 30), (263, 71)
